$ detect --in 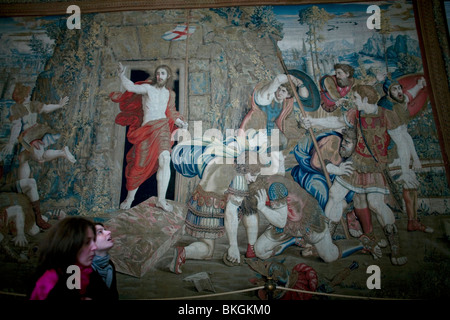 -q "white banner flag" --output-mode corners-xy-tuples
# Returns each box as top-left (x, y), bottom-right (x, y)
(162, 25), (196, 41)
